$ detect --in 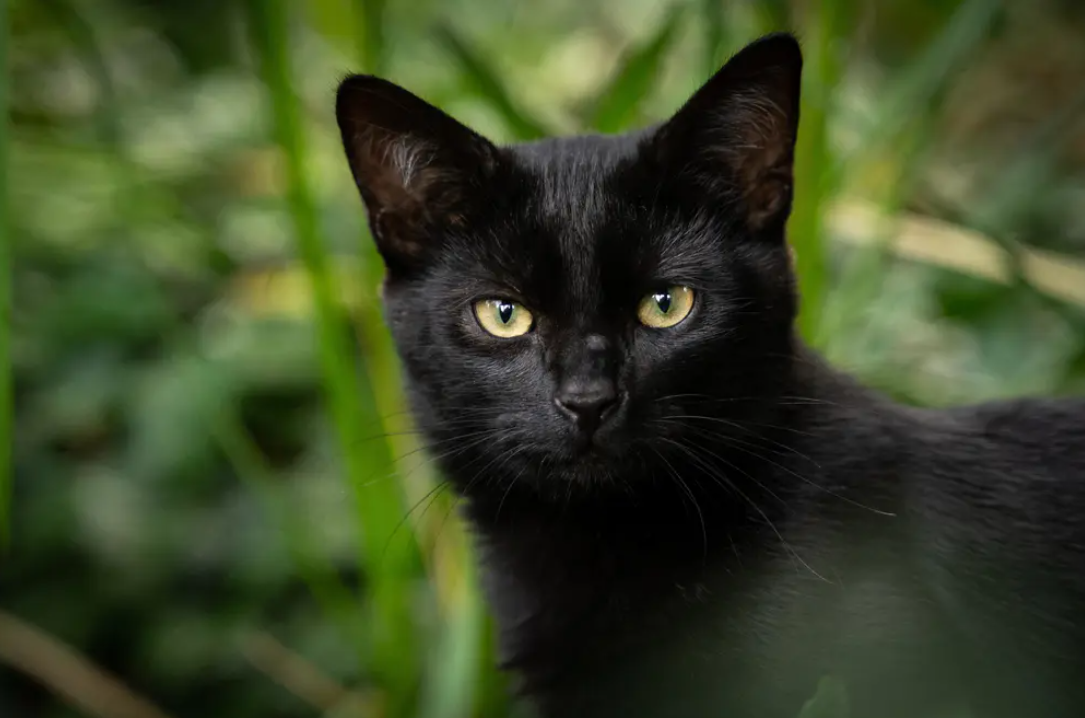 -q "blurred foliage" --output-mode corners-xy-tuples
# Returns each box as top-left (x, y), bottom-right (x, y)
(1, 0), (13, 549)
(3, 0), (1085, 717)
